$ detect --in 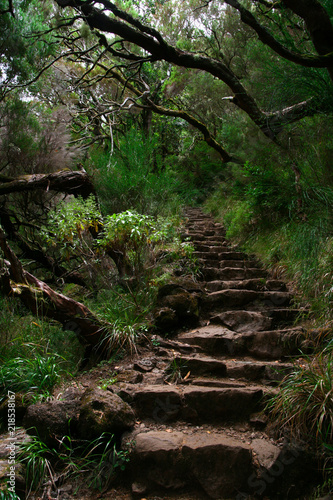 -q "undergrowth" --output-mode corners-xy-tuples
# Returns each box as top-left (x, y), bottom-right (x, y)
(0, 297), (83, 404)
(18, 431), (128, 498)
